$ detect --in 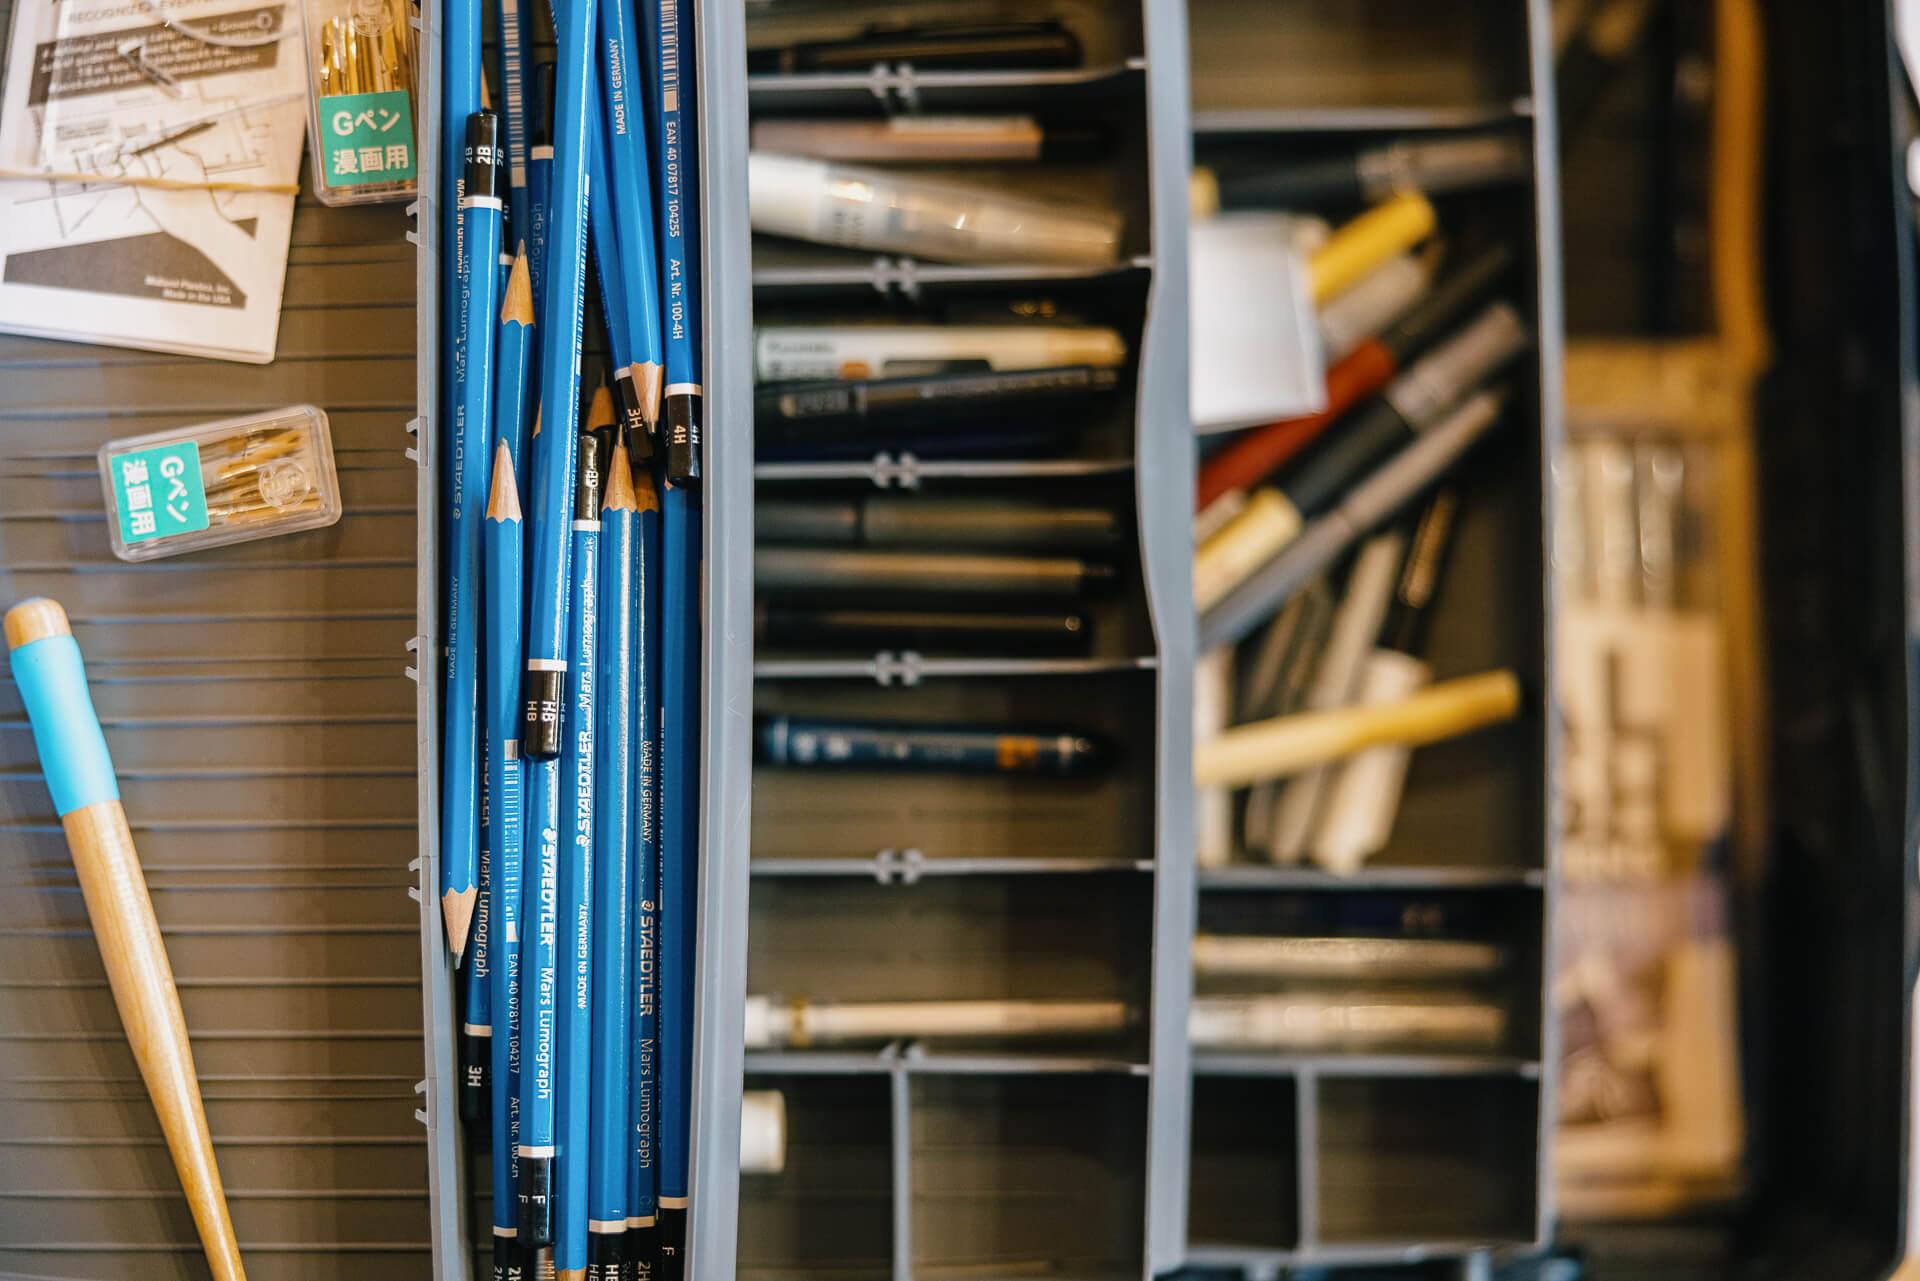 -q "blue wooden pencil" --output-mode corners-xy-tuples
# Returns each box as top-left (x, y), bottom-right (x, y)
(626, 462), (662, 1281)
(443, 110), (505, 961)
(522, 0), (598, 765)
(461, 748), (492, 1125)
(641, 0), (699, 486)
(557, 392), (609, 1281)
(441, 0), (483, 639)
(518, 748), (563, 1247)
(495, 0), (532, 247)
(528, 57), (555, 320)
(590, 433), (640, 1280)
(484, 245), (535, 1281)
(586, 91), (639, 446)
(656, 482), (698, 1281)
(597, 0), (665, 442)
